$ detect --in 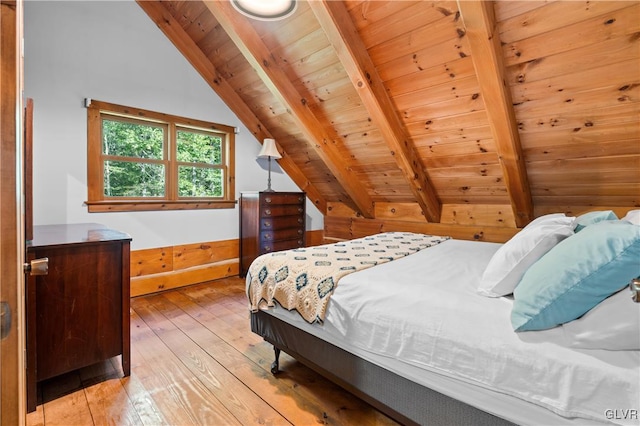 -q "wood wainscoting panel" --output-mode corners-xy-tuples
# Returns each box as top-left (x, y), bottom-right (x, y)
(130, 260), (239, 297)
(130, 231), (324, 297)
(130, 239), (239, 297)
(174, 239), (238, 270)
(130, 246), (174, 277)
